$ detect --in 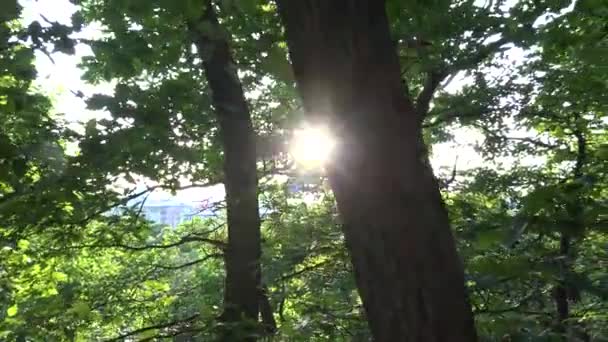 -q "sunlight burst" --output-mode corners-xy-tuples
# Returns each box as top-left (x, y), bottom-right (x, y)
(290, 125), (336, 167)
